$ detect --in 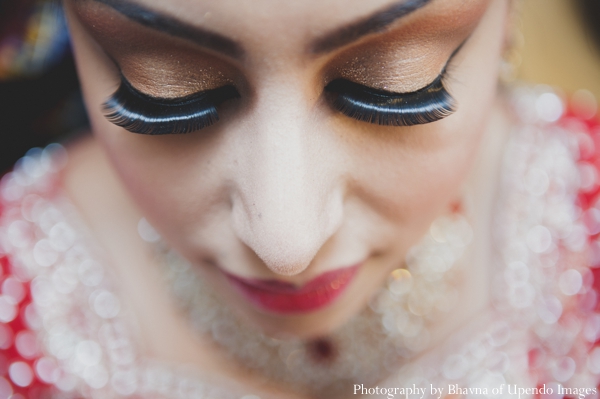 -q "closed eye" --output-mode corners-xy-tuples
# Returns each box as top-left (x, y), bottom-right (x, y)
(102, 77), (240, 135)
(324, 72), (455, 126)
